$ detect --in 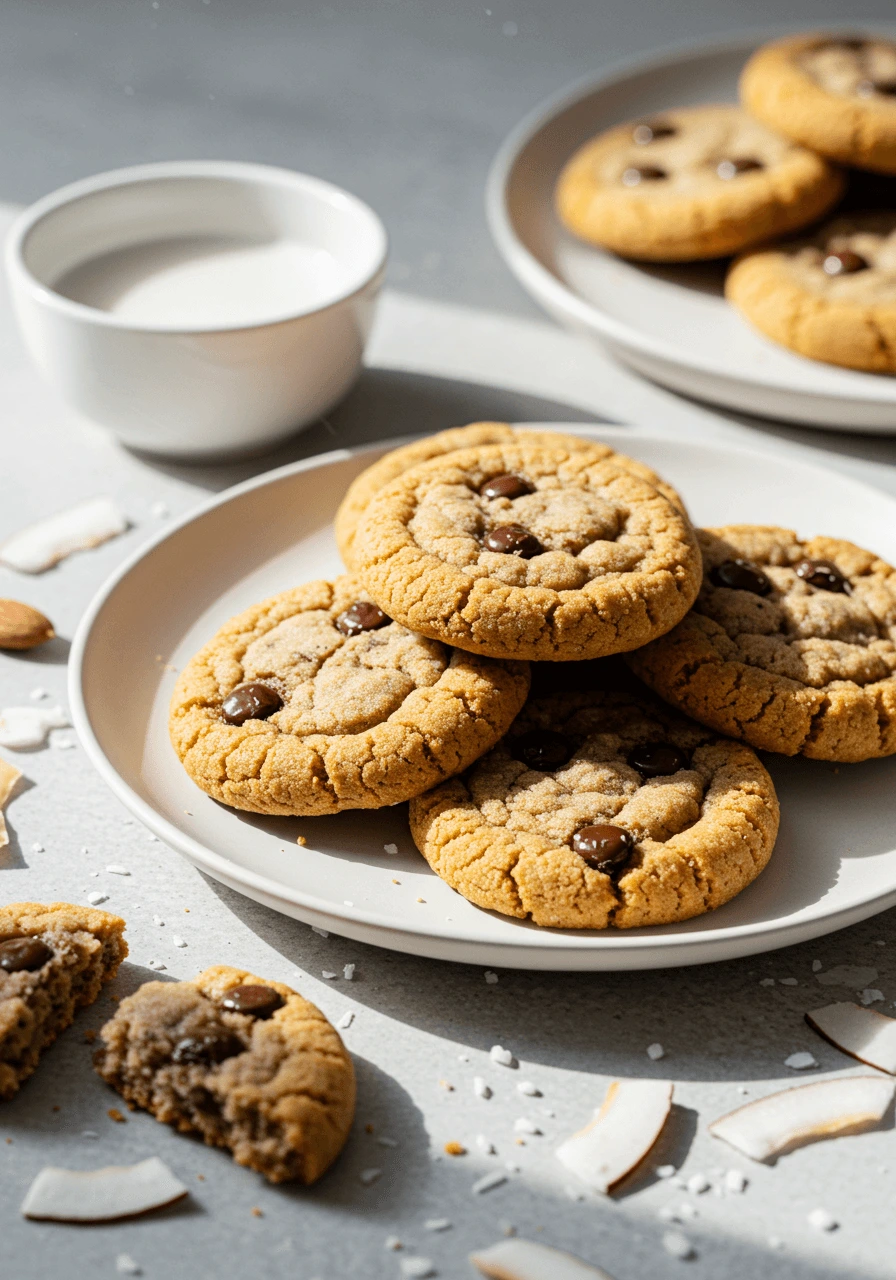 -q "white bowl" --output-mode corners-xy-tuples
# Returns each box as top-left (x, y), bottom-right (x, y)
(5, 160), (388, 458)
